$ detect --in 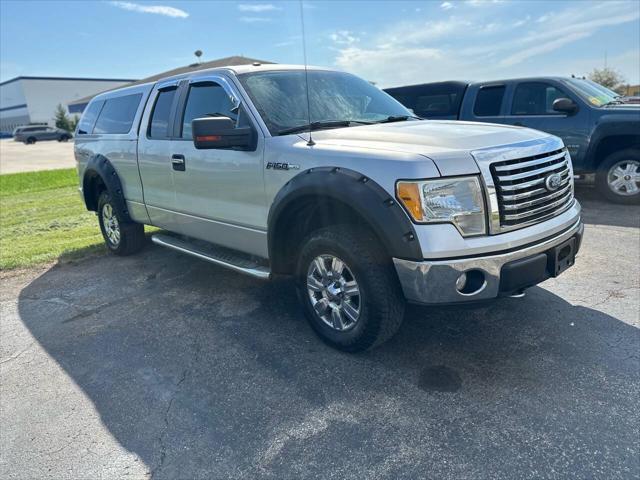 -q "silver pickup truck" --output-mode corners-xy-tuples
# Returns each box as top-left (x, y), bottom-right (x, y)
(75, 64), (583, 351)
